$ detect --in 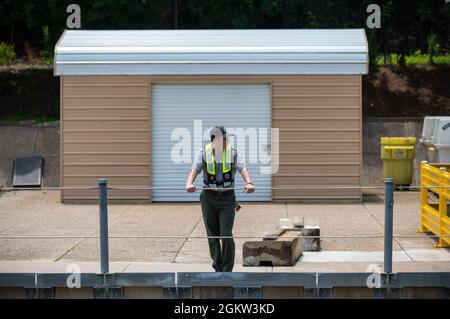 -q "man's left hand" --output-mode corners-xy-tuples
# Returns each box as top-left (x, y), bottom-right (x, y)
(243, 183), (255, 193)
